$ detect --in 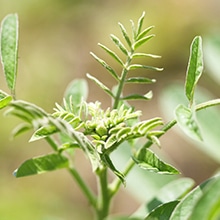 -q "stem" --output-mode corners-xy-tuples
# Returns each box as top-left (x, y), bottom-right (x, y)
(95, 166), (111, 220)
(45, 136), (59, 151)
(69, 167), (97, 208)
(113, 52), (133, 109)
